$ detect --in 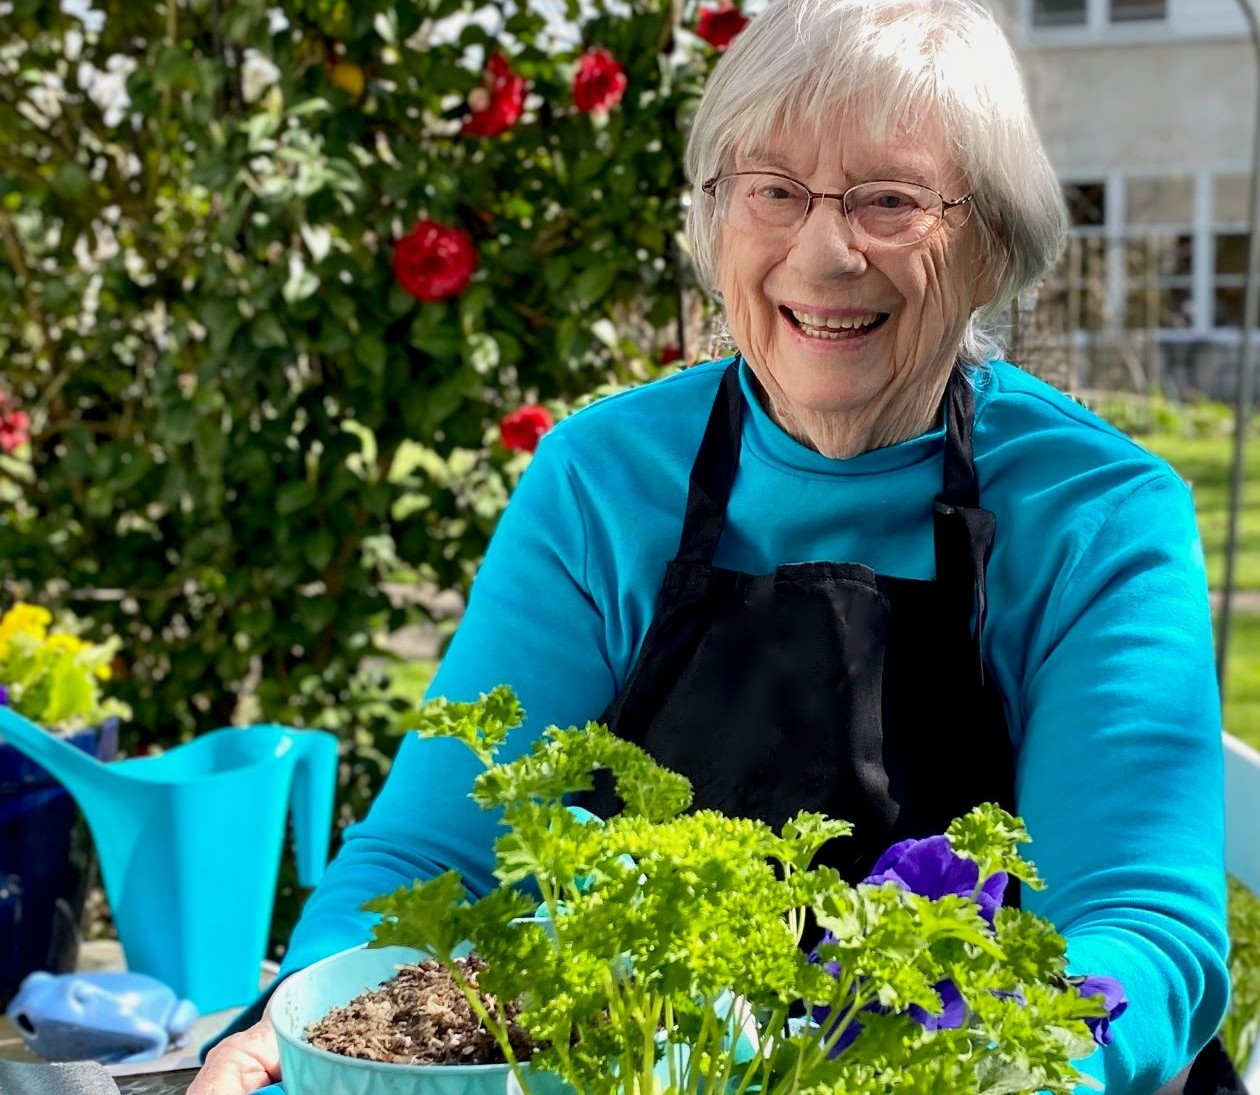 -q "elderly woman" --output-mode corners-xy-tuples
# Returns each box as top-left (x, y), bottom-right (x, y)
(192, 0), (1229, 1092)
